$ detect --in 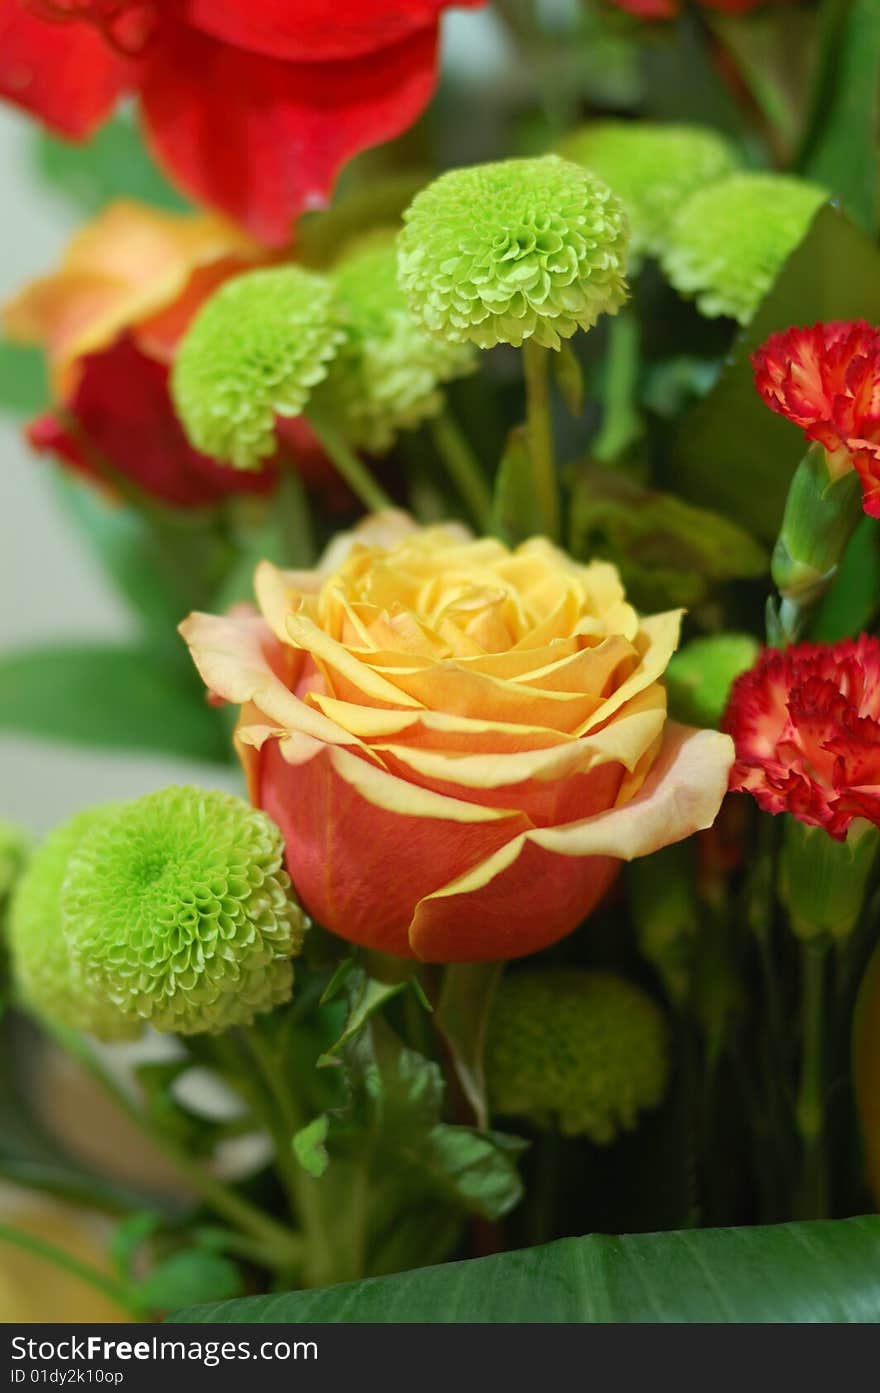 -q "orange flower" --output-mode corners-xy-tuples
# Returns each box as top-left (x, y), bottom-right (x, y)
(181, 514), (733, 962)
(2, 199), (280, 506)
